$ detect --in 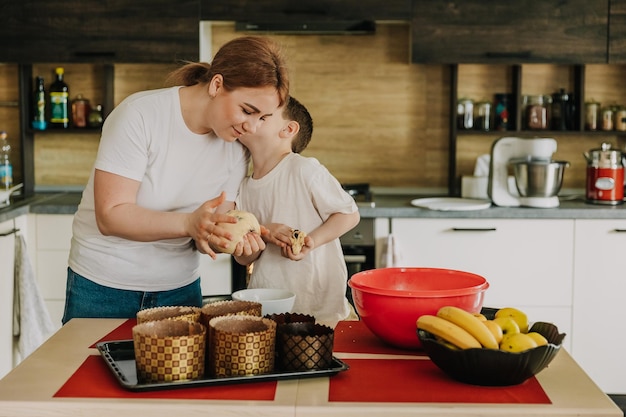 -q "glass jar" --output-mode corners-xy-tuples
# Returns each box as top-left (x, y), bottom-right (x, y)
(71, 94), (90, 128)
(457, 98), (474, 129)
(526, 95), (548, 130)
(88, 104), (104, 128)
(601, 106), (614, 131)
(474, 100), (491, 131)
(585, 100), (601, 131)
(615, 106), (626, 132)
